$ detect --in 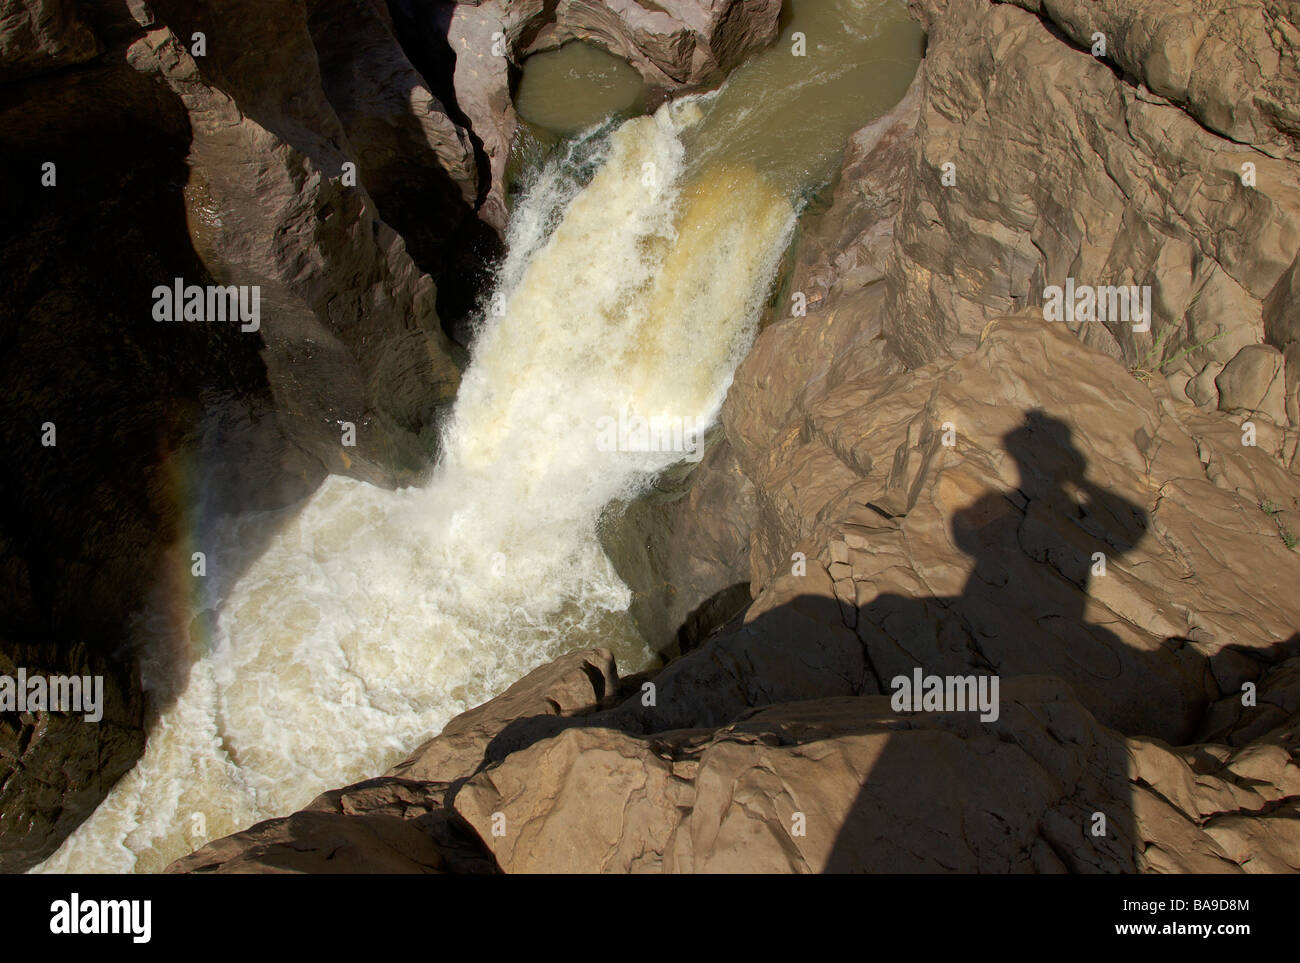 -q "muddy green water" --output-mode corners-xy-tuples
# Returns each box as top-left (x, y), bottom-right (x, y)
(515, 41), (646, 134)
(515, 0), (924, 197)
